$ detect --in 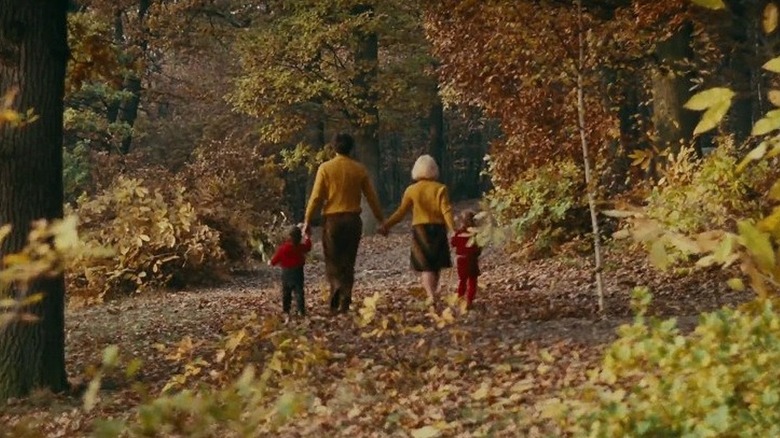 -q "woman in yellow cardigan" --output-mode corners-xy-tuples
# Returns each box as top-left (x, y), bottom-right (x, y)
(379, 155), (455, 301)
